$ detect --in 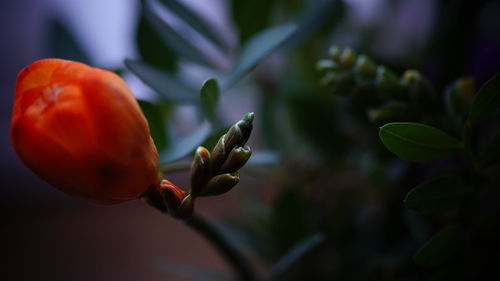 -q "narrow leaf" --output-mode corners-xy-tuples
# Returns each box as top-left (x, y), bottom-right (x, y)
(479, 130), (500, 167)
(467, 72), (500, 126)
(143, 1), (215, 67)
(404, 175), (472, 214)
(46, 18), (89, 63)
(157, 0), (227, 50)
(222, 24), (297, 90)
(125, 60), (198, 103)
(379, 122), (462, 163)
(138, 100), (169, 150)
(414, 224), (463, 267)
(266, 233), (325, 279)
(159, 122), (212, 164)
(200, 78), (219, 121)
